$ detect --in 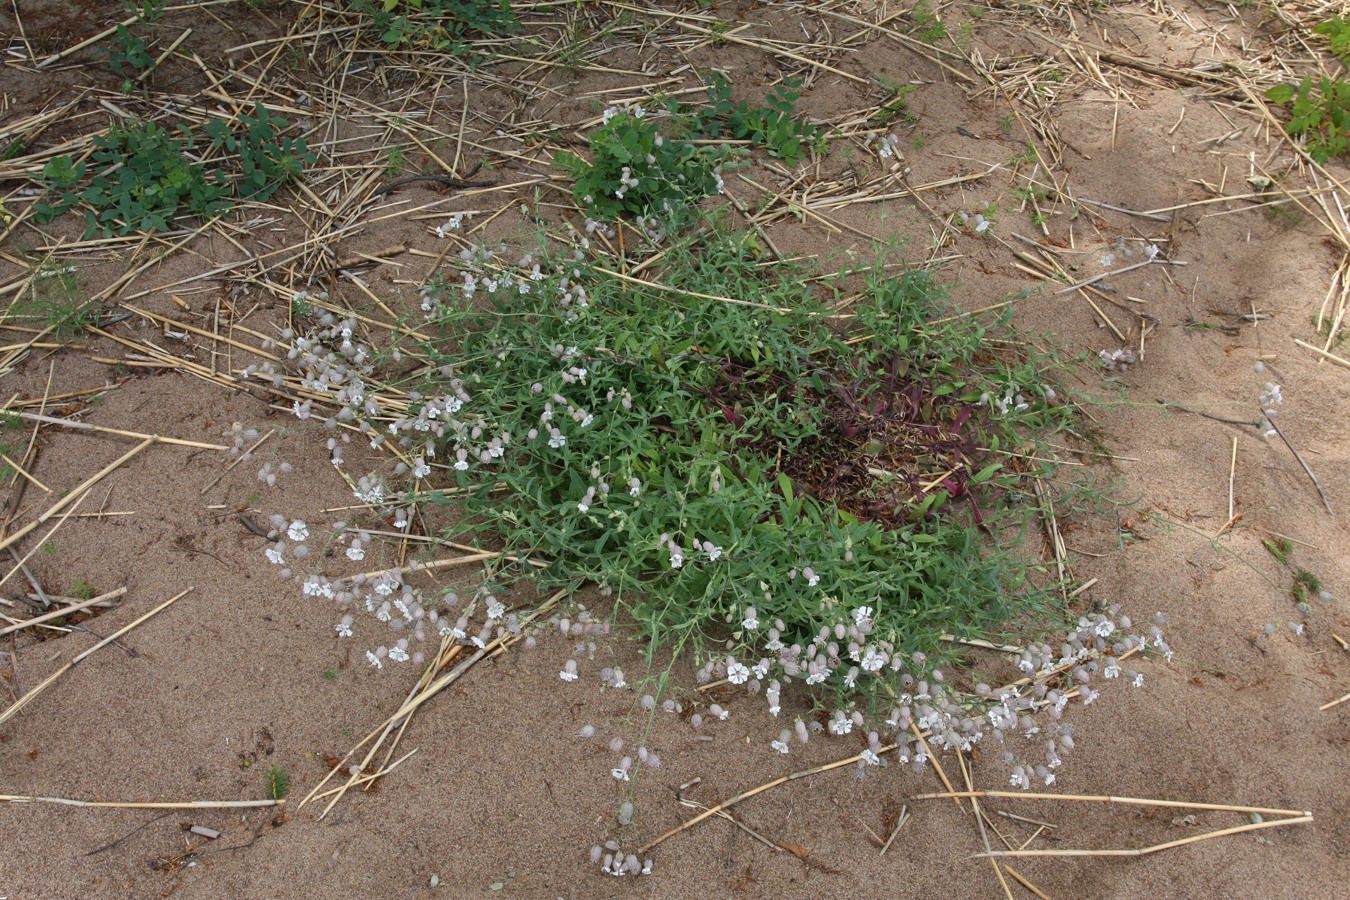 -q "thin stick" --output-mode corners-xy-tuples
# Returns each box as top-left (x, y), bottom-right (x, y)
(1318, 690), (1350, 711)
(973, 816), (1312, 858)
(1003, 865), (1054, 900)
(0, 438), (153, 556)
(1264, 413), (1335, 517)
(1055, 257), (1182, 295)
(0, 587), (126, 637)
(71, 587), (192, 663)
(0, 794), (281, 809)
(0, 453), (50, 493)
(1293, 337), (1350, 371)
(878, 804), (909, 855)
(16, 413), (228, 450)
(912, 790), (1310, 818)
(201, 429), (276, 494)
(638, 745), (893, 854)
(0, 492), (88, 593)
